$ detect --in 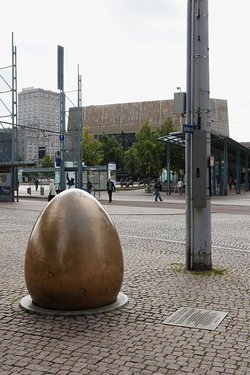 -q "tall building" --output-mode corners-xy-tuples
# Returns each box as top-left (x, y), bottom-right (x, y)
(18, 87), (60, 162)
